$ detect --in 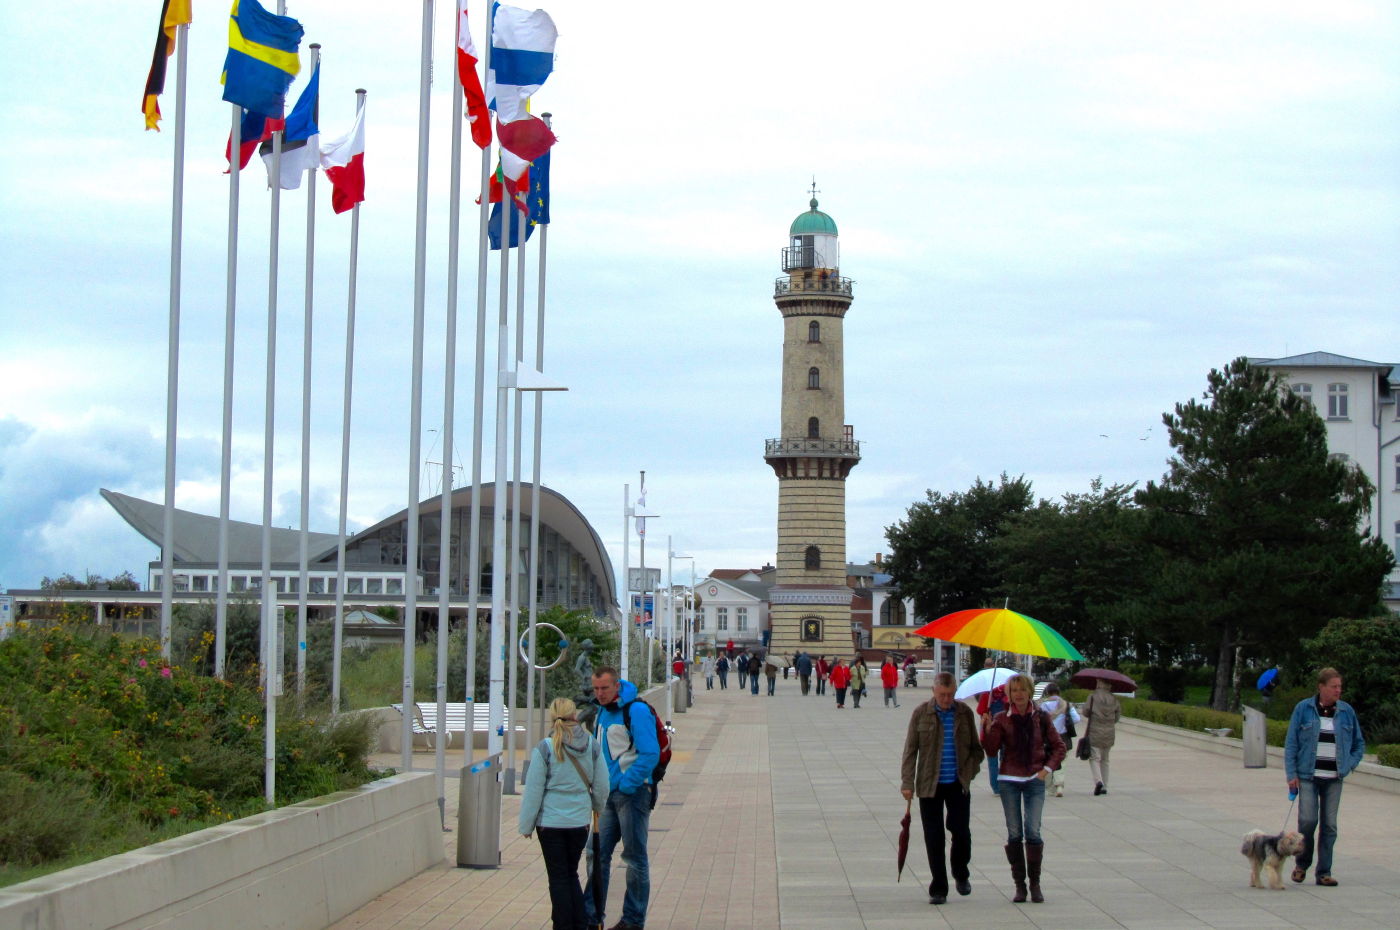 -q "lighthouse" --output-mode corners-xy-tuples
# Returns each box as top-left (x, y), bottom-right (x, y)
(764, 195), (860, 657)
